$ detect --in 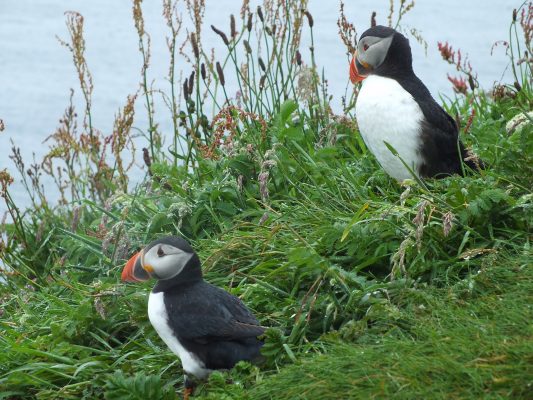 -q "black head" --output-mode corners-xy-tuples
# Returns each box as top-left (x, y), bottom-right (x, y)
(350, 25), (413, 82)
(121, 236), (202, 287)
